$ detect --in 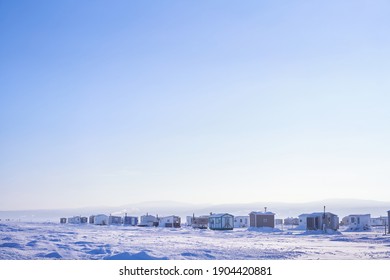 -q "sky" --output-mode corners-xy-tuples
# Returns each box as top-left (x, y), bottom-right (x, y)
(1, 0), (390, 210)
